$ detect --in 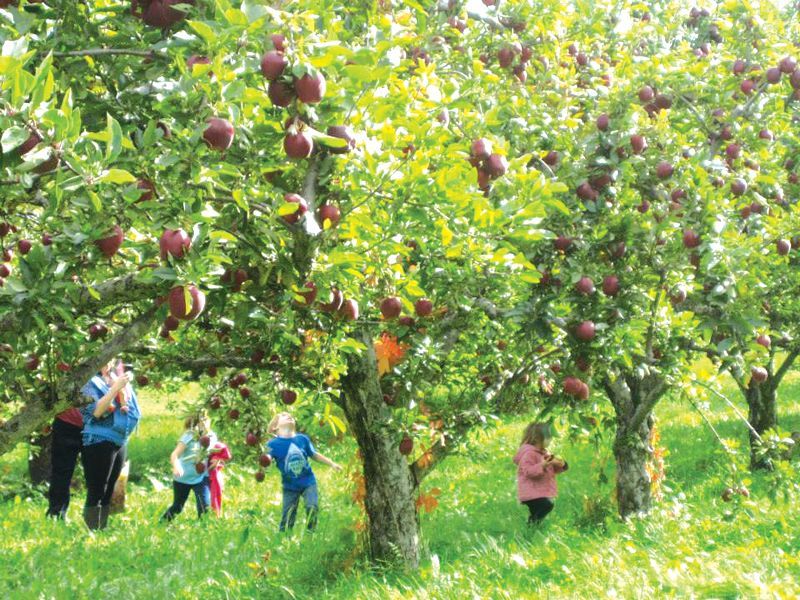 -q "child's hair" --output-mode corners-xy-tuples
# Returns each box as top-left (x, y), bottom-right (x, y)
(268, 412), (294, 435)
(521, 422), (552, 447)
(184, 410), (210, 432)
